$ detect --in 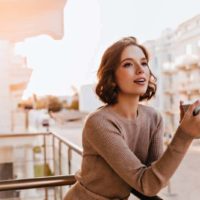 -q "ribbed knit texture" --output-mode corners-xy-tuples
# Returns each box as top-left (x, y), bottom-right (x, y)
(64, 104), (193, 200)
